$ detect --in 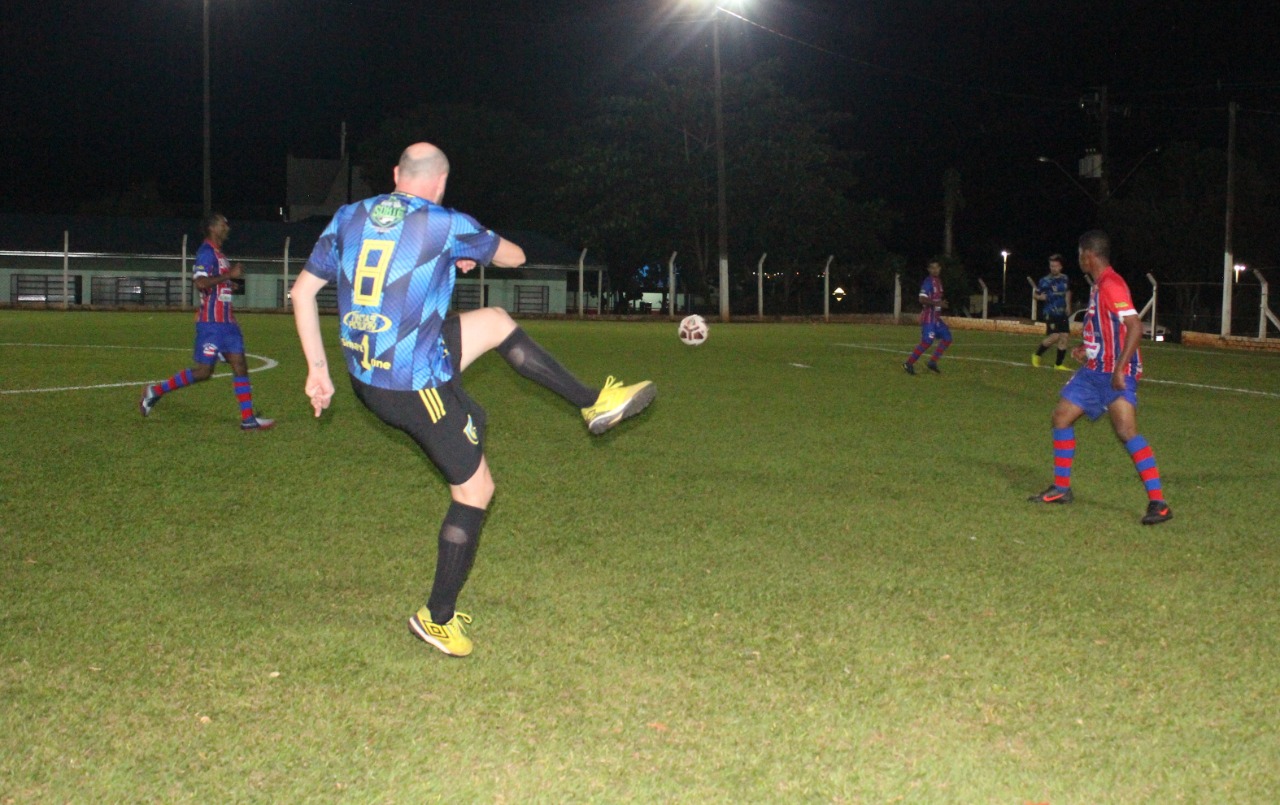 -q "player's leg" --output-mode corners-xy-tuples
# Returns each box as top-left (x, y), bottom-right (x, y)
(224, 348), (273, 431)
(1029, 396), (1085, 503)
(1053, 325), (1070, 369)
(140, 330), (217, 416)
(928, 322), (952, 371)
(904, 326), (933, 372)
(456, 308), (655, 434)
(1033, 323), (1055, 366)
(1107, 395), (1172, 524)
